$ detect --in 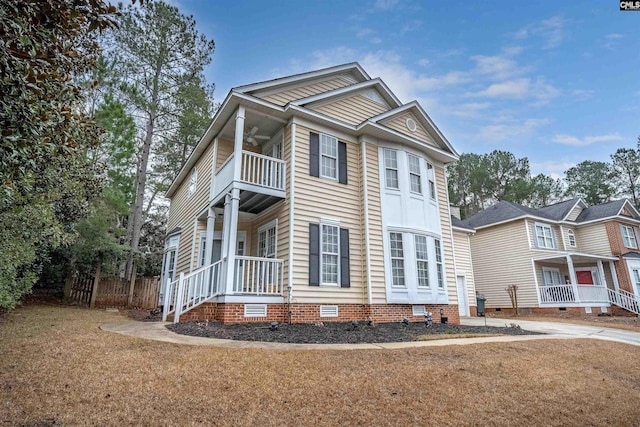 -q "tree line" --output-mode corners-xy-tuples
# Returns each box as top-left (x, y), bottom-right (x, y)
(1, 0), (216, 309)
(448, 141), (640, 219)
